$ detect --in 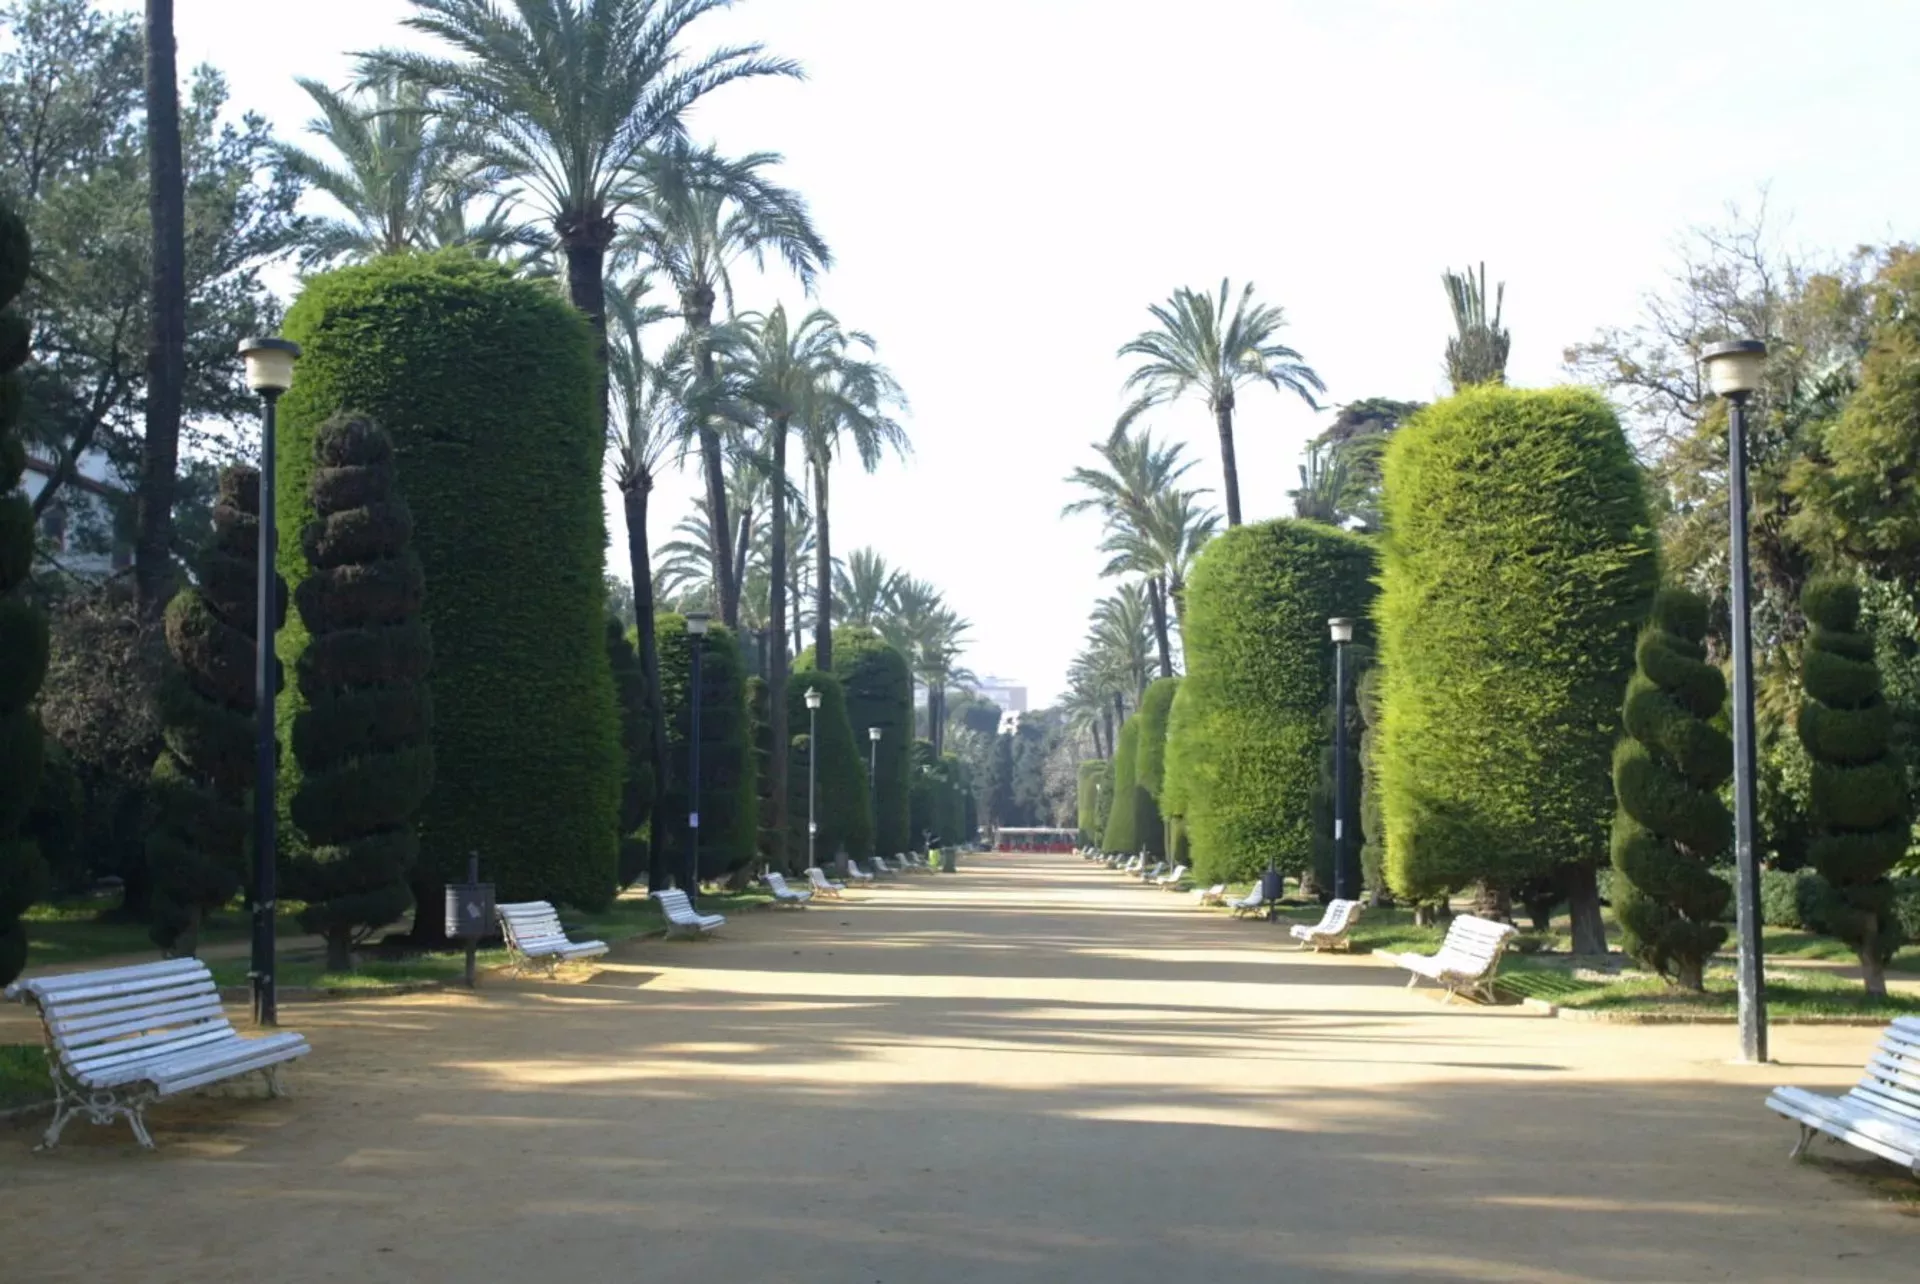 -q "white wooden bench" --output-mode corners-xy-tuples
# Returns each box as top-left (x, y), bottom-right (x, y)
(1289, 899), (1361, 951)
(1192, 883), (1228, 907)
(497, 900), (610, 977)
(652, 889), (727, 938)
(762, 871), (812, 906)
(843, 860), (875, 883)
(1767, 1018), (1920, 1176)
(1155, 863), (1190, 890)
(4, 958), (310, 1151)
(1227, 885), (1268, 918)
(806, 867), (846, 897)
(1390, 914), (1516, 1002)
(865, 858), (892, 880)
